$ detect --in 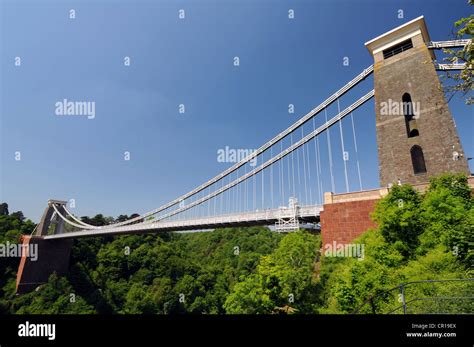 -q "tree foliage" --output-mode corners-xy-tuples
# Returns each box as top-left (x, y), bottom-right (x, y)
(224, 231), (320, 314)
(372, 184), (423, 259)
(441, 1), (473, 104)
